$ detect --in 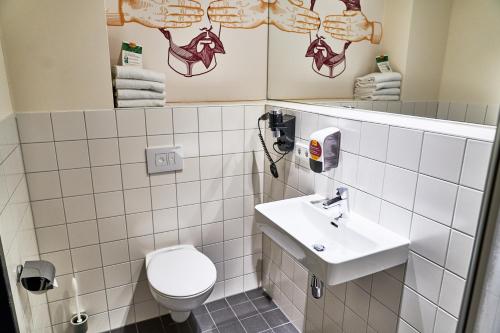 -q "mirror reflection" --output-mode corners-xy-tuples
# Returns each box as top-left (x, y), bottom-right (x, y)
(268, 0), (500, 126)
